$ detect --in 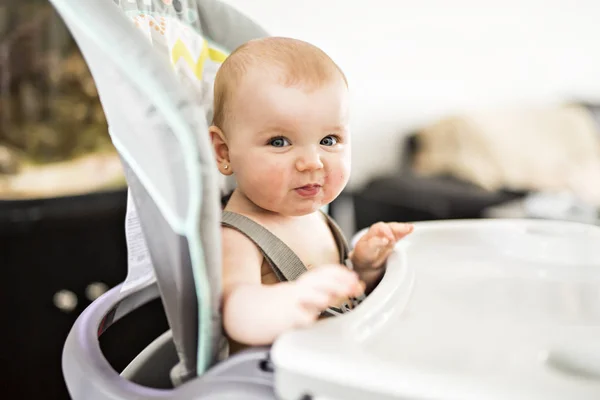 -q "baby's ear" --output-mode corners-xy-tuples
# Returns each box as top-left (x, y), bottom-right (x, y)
(209, 125), (232, 175)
